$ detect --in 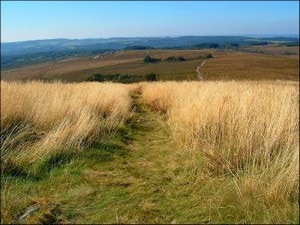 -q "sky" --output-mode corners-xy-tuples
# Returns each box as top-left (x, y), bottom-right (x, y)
(1, 1), (299, 42)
